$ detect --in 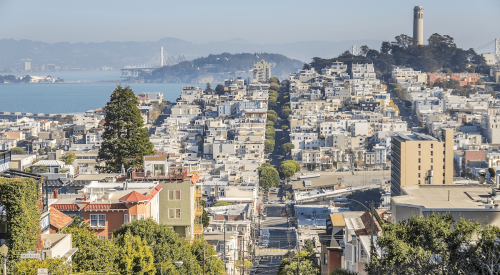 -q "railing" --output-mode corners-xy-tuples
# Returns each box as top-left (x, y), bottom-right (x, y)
(131, 169), (187, 181)
(194, 205), (203, 216)
(195, 189), (203, 198)
(193, 224), (203, 235)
